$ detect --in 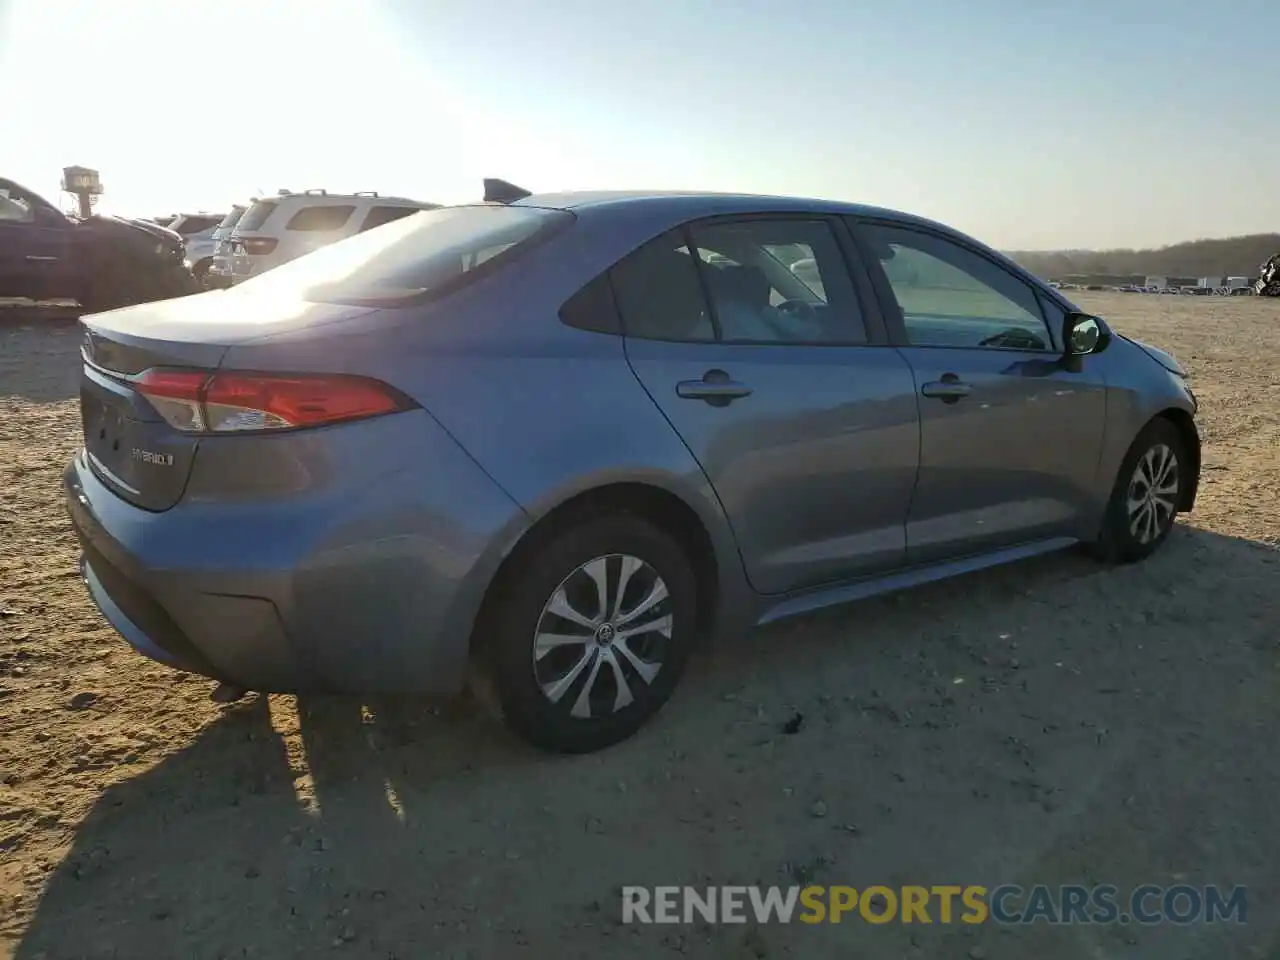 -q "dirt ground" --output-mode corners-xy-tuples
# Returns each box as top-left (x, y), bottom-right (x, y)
(1, 292), (1277, 960)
